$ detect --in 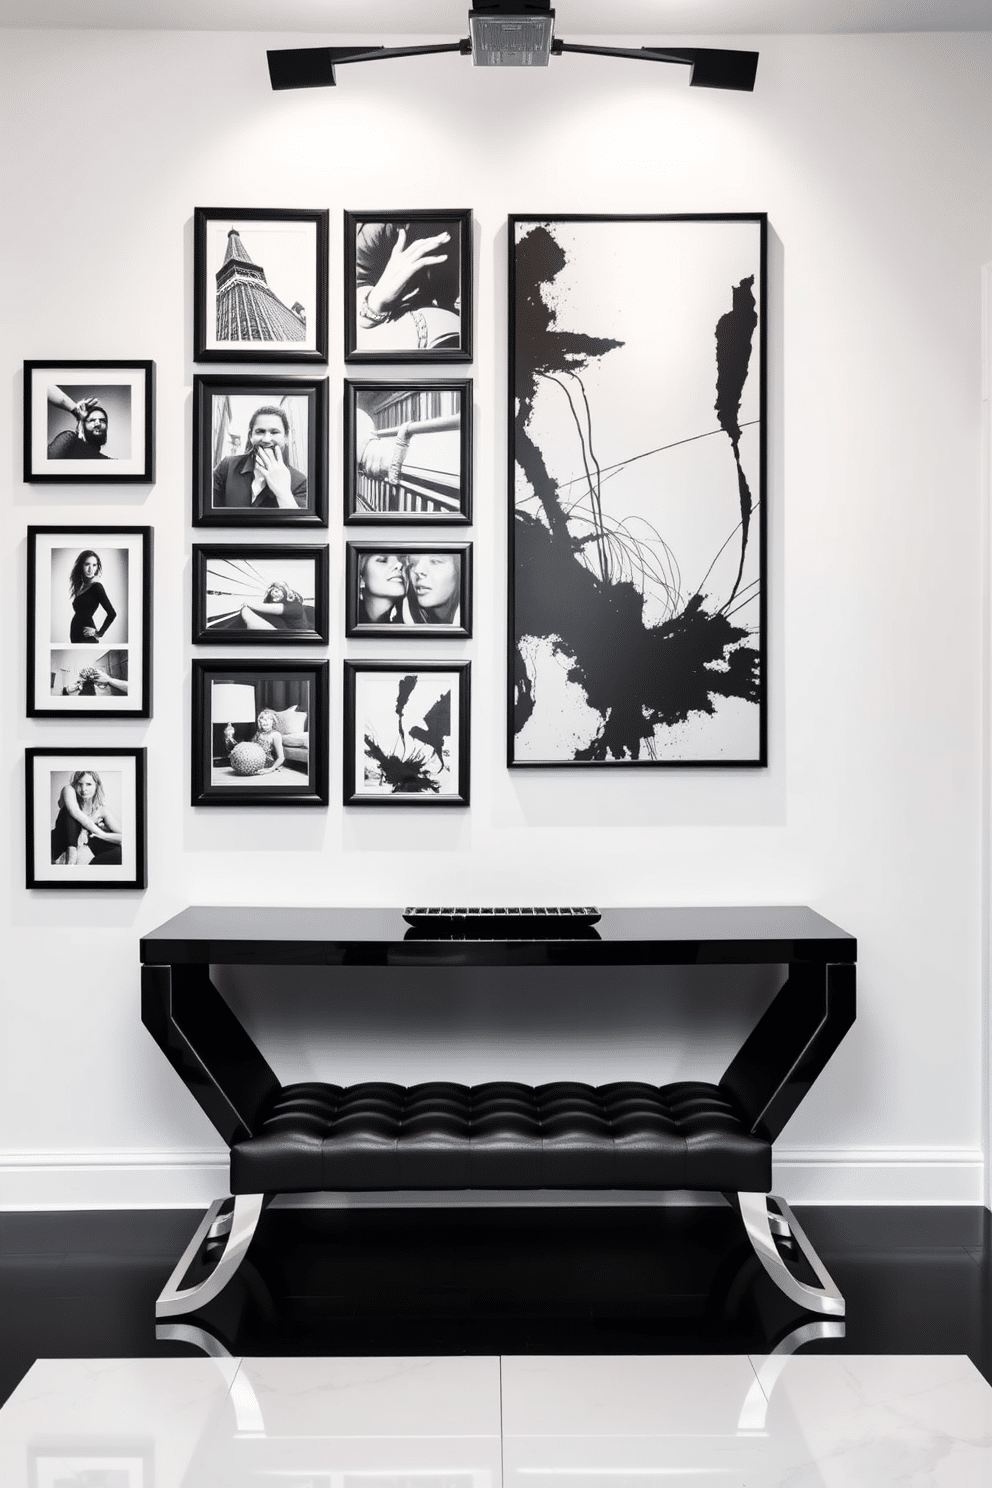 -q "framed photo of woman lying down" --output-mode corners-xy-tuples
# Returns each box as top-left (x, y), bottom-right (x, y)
(345, 542), (472, 638)
(193, 374), (328, 526)
(343, 661), (470, 806)
(26, 747), (147, 890)
(192, 658), (329, 806)
(193, 544), (329, 645)
(27, 526), (153, 719)
(24, 360), (155, 484)
(344, 209), (472, 363)
(344, 379), (472, 524)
